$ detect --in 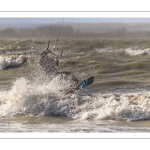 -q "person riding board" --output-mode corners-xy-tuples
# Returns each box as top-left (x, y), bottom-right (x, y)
(40, 40), (79, 83)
